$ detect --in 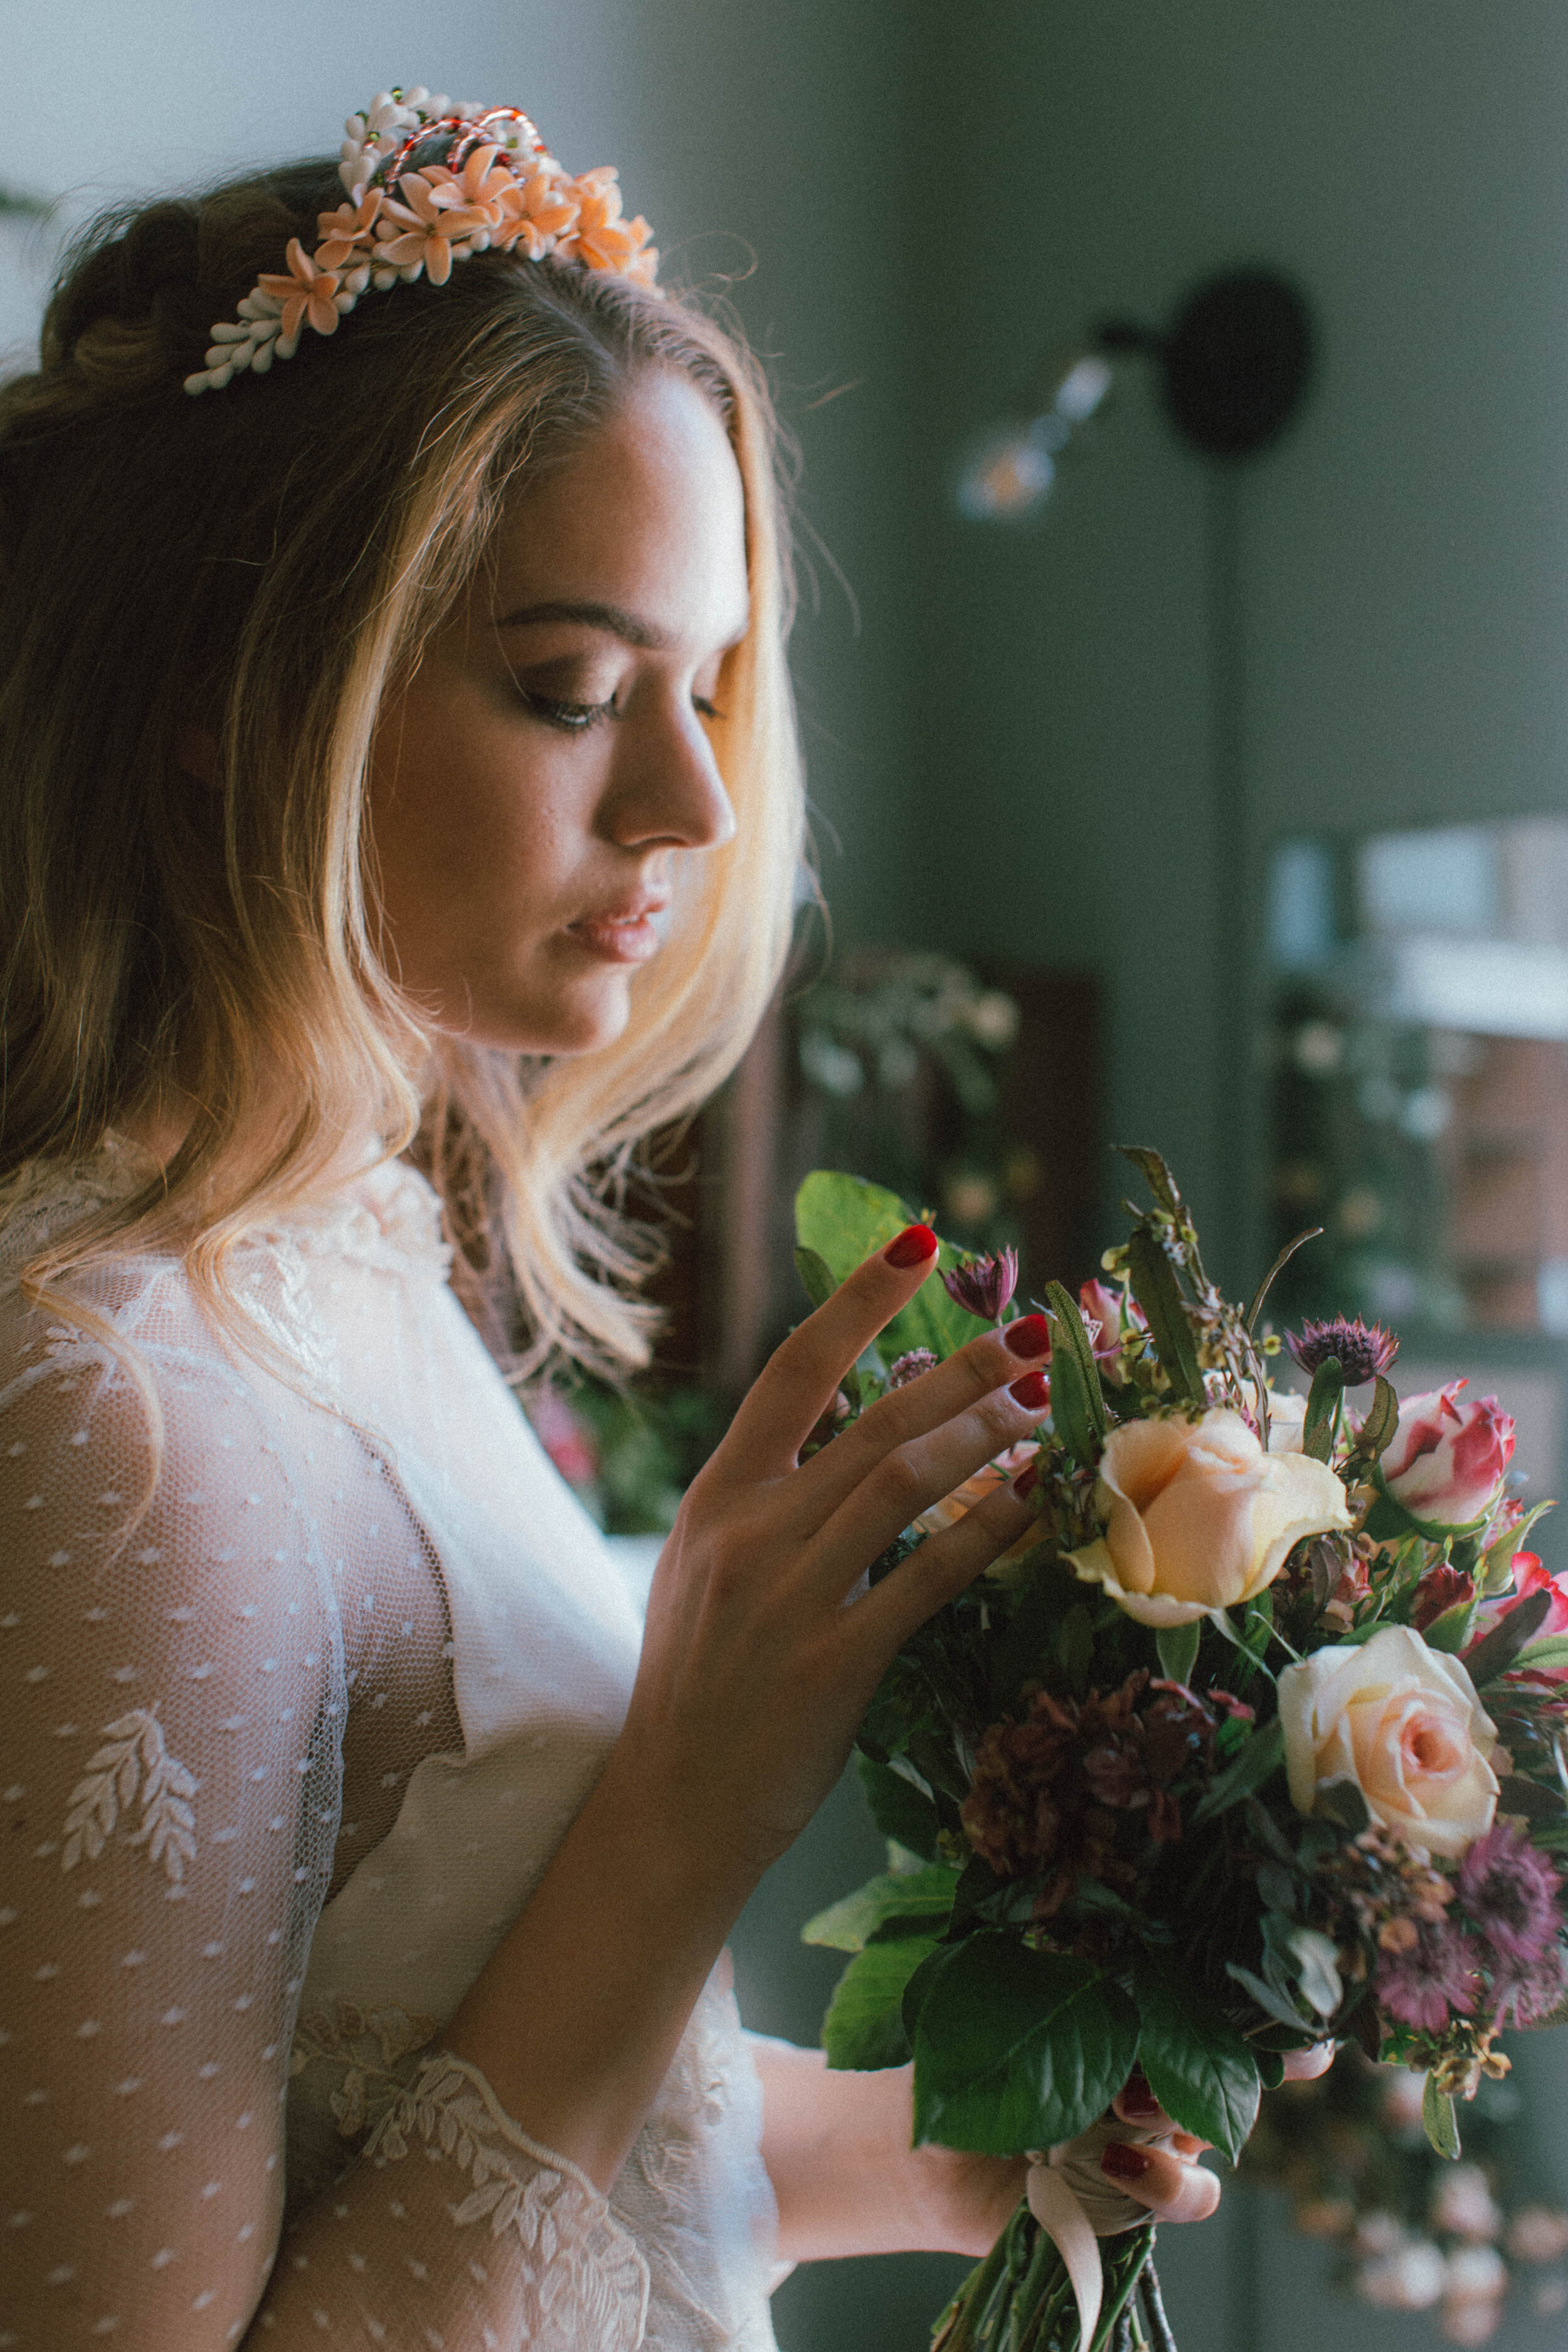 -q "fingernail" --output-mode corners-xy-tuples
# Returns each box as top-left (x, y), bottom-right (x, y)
(1120, 2068), (1160, 2121)
(1008, 1369), (1051, 1413)
(1003, 1313), (1052, 1359)
(1101, 2142), (1152, 2183)
(1012, 1463), (1039, 1498)
(884, 1224), (939, 1269)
